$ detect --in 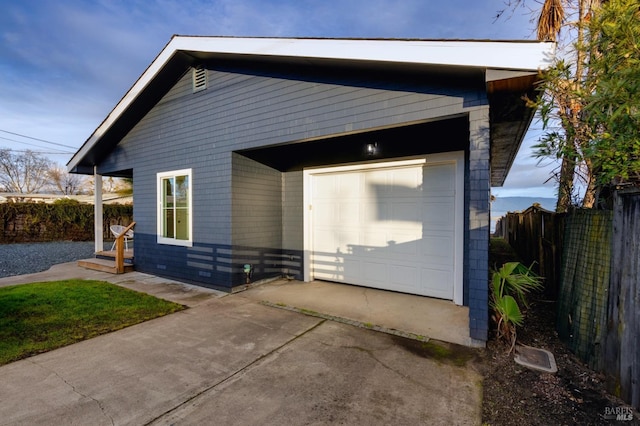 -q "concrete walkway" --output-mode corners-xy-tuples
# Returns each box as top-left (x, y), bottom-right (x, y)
(0, 264), (483, 425)
(0, 262), (225, 308)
